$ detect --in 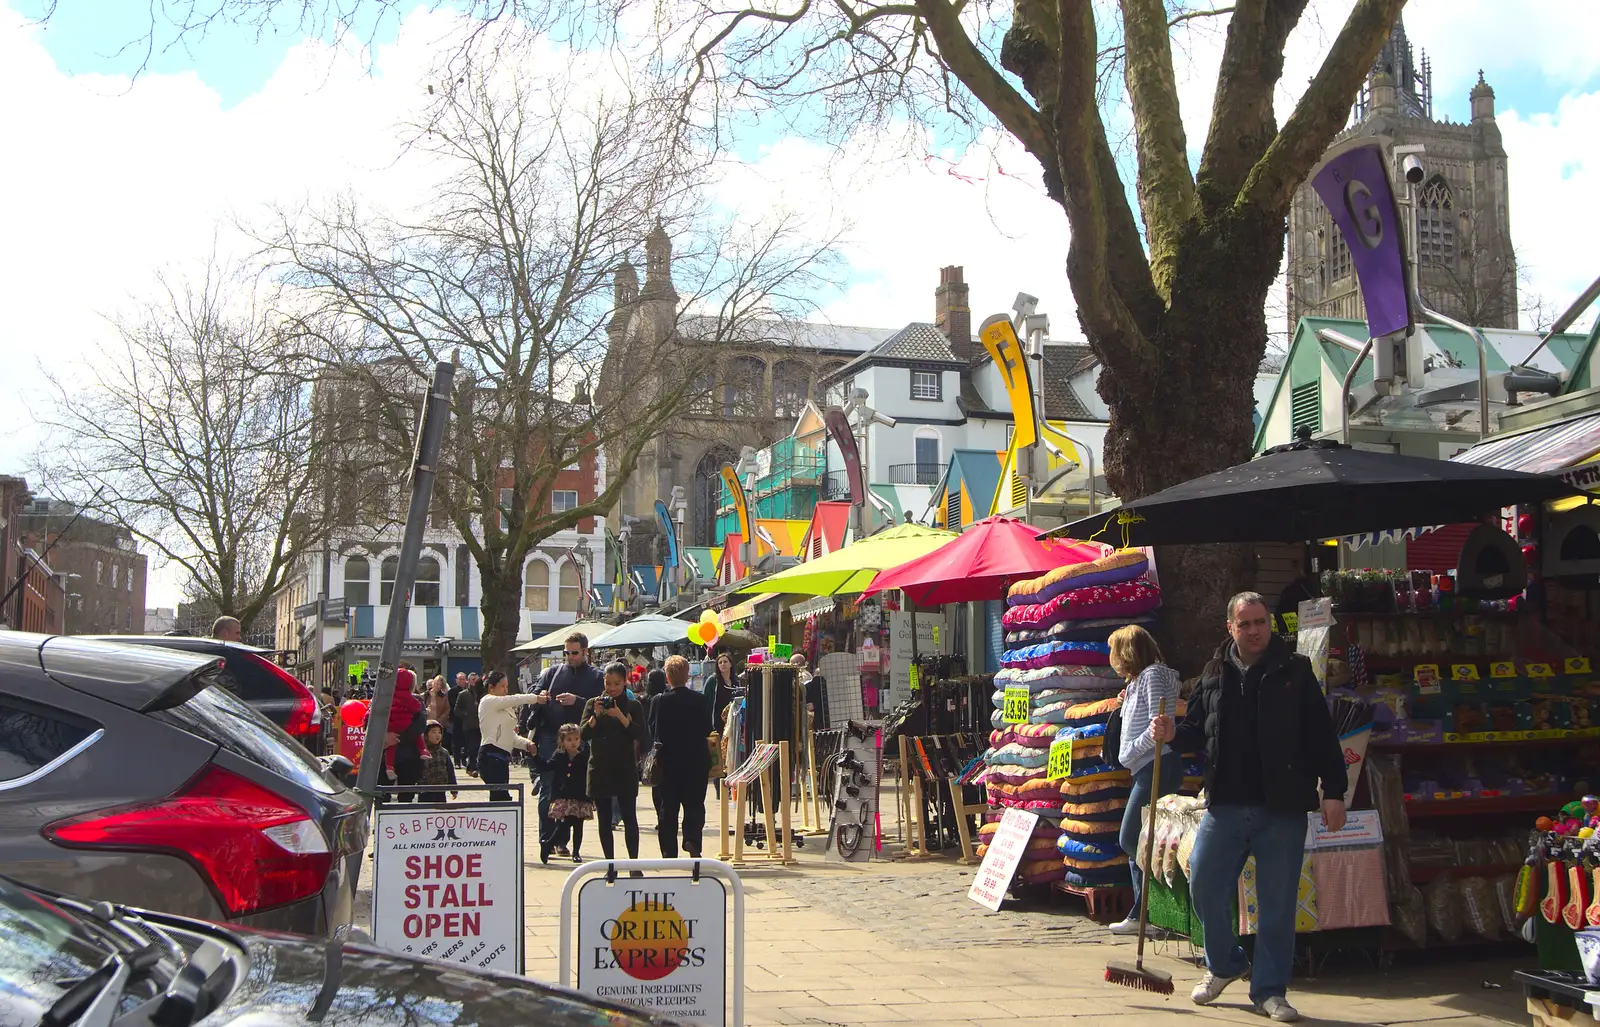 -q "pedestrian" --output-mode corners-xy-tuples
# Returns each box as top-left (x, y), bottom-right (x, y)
(1149, 591), (1347, 1023)
(527, 633), (605, 858)
(704, 652), (739, 723)
(1105, 623), (1182, 936)
(533, 724), (593, 864)
(454, 673), (485, 776)
(385, 666), (429, 802)
(447, 672), (467, 764)
(581, 662), (648, 865)
(418, 720), (458, 804)
(649, 655), (714, 858)
(426, 676), (451, 729)
(476, 670), (540, 802)
(639, 668), (668, 749)
(212, 616), (242, 643)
